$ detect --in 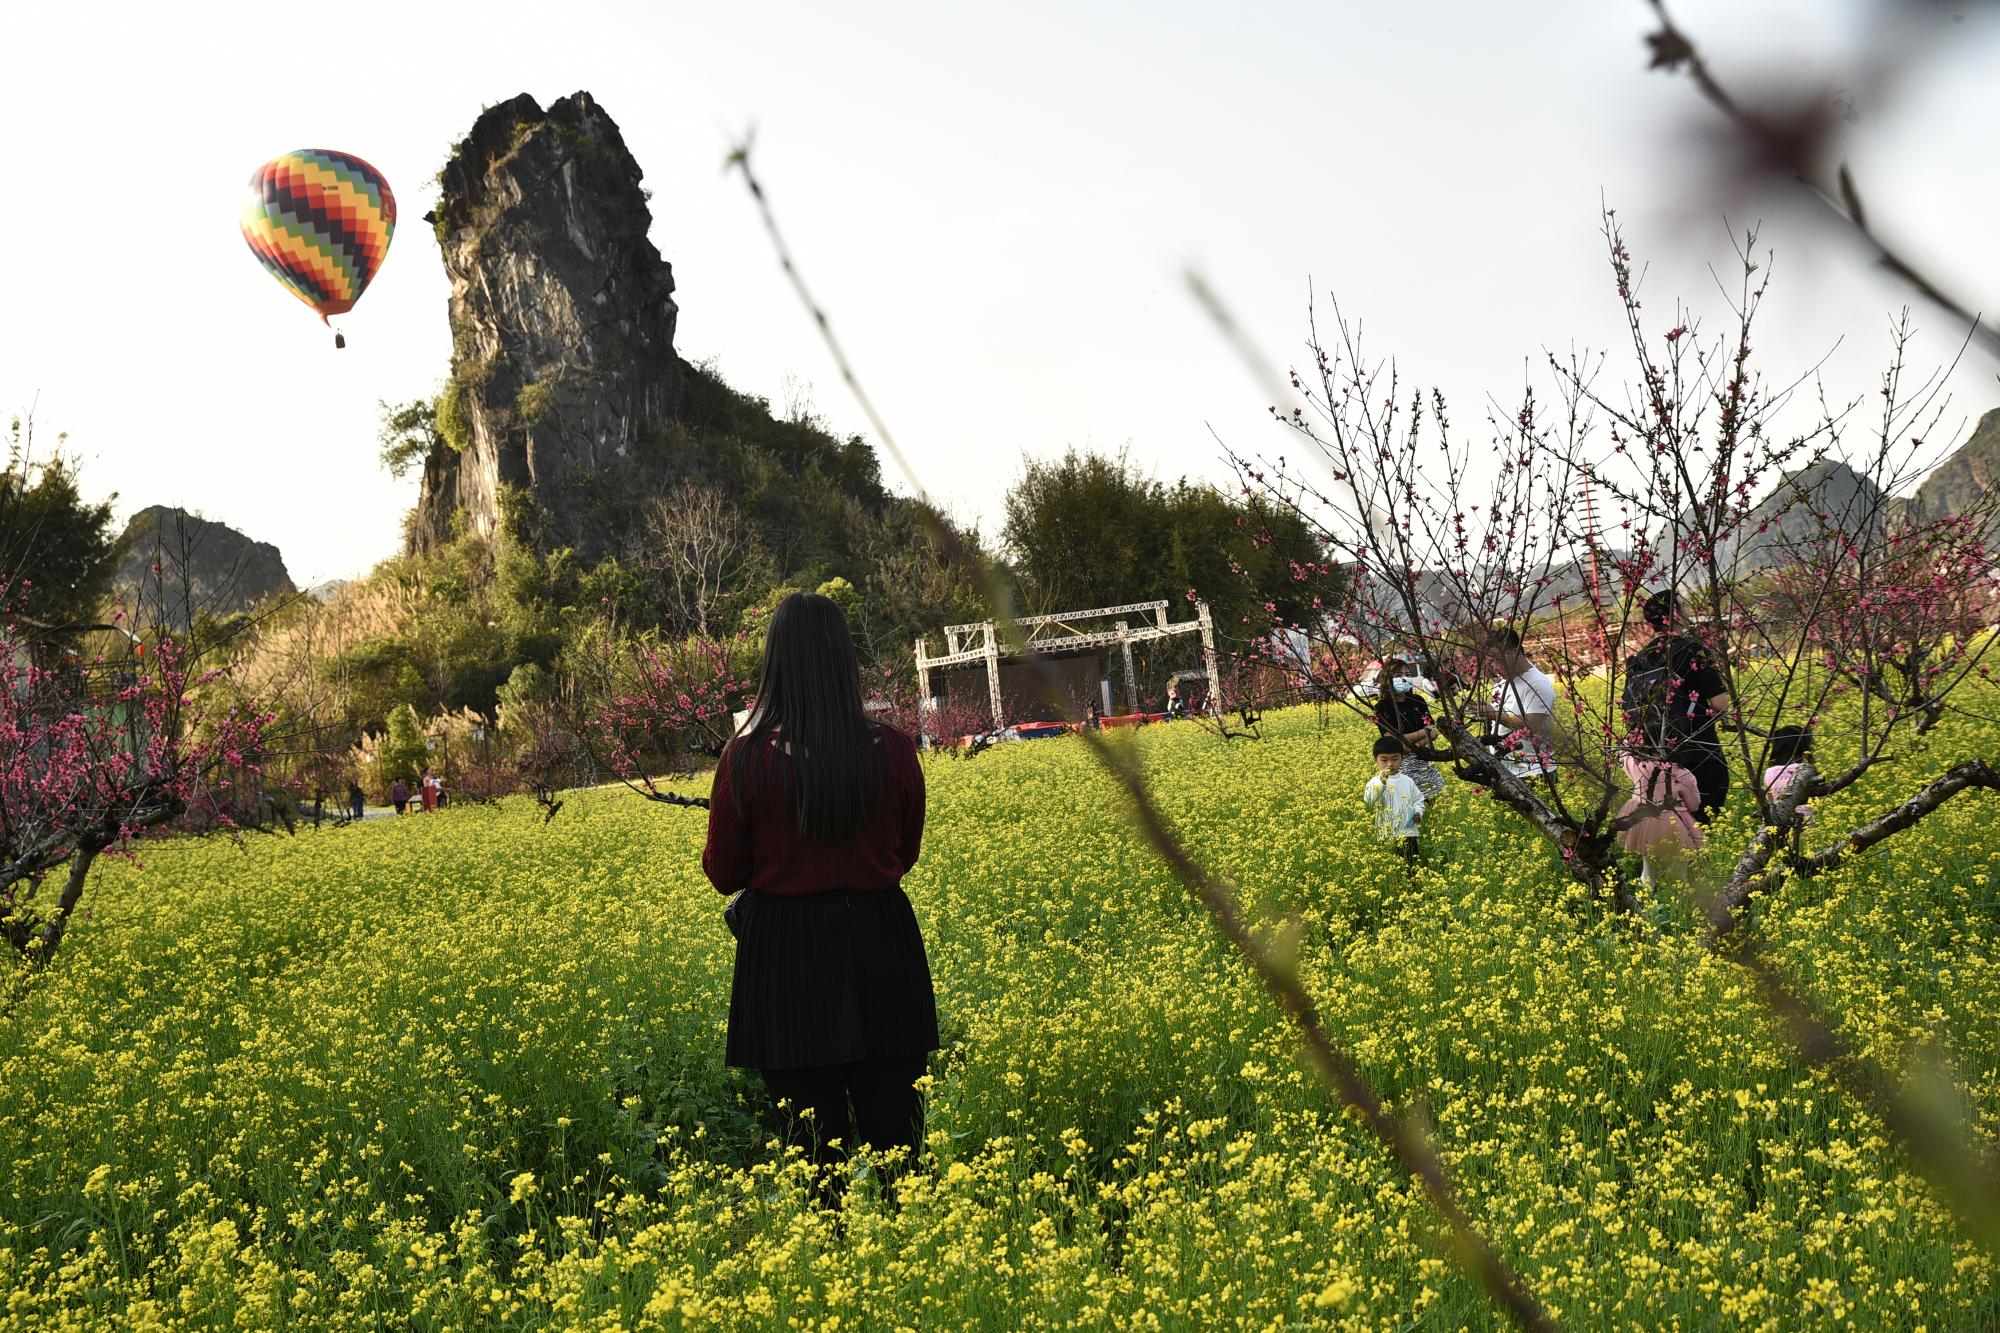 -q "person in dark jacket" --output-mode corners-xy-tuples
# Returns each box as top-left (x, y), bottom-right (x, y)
(1623, 590), (1734, 823)
(703, 592), (938, 1181)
